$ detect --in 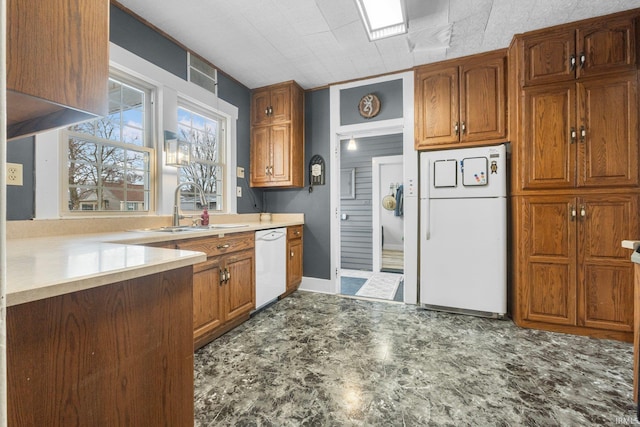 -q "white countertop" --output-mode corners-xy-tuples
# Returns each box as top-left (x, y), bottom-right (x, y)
(7, 215), (303, 307)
